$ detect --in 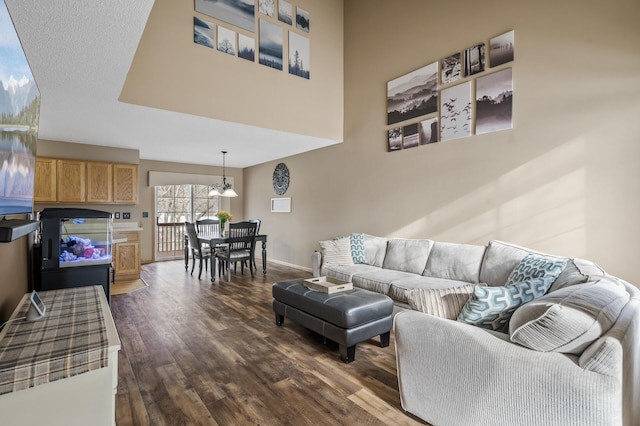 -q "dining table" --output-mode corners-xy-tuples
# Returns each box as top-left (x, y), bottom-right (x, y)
(184, 232), (268, 282)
